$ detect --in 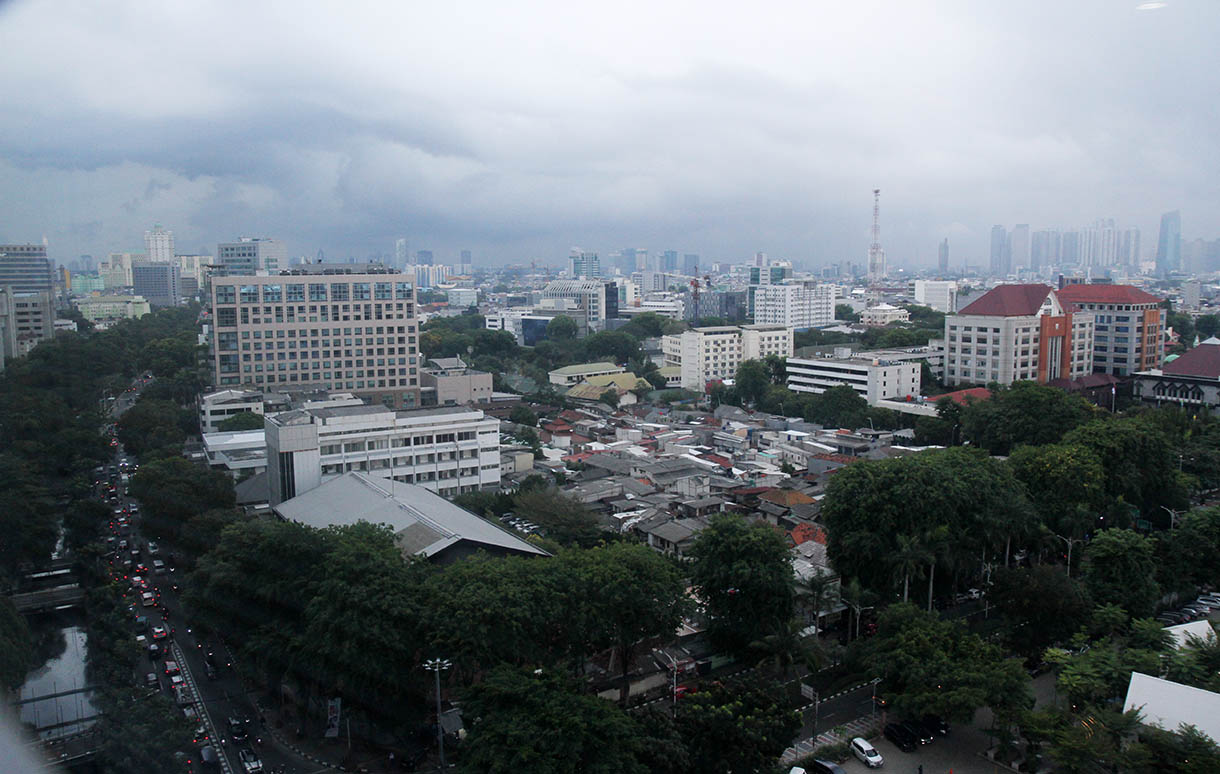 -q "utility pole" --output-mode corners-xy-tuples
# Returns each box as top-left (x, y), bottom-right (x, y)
(423, 658), (452, 768)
